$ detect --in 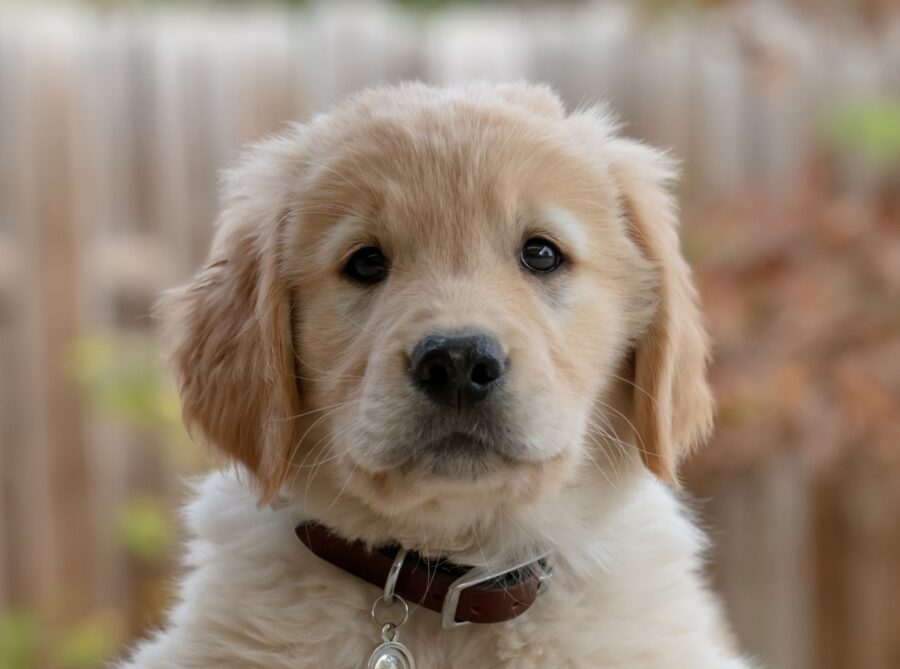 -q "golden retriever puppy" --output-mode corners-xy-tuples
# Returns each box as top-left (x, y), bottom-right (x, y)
(118, 82), (750, 669)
